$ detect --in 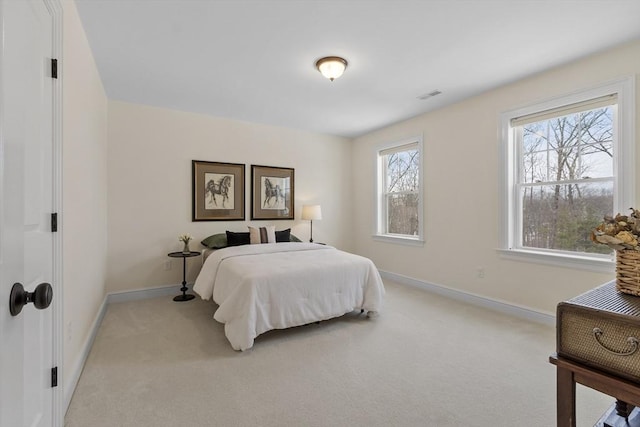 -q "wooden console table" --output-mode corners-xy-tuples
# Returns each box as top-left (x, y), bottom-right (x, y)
(550, 353), (640, 426)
